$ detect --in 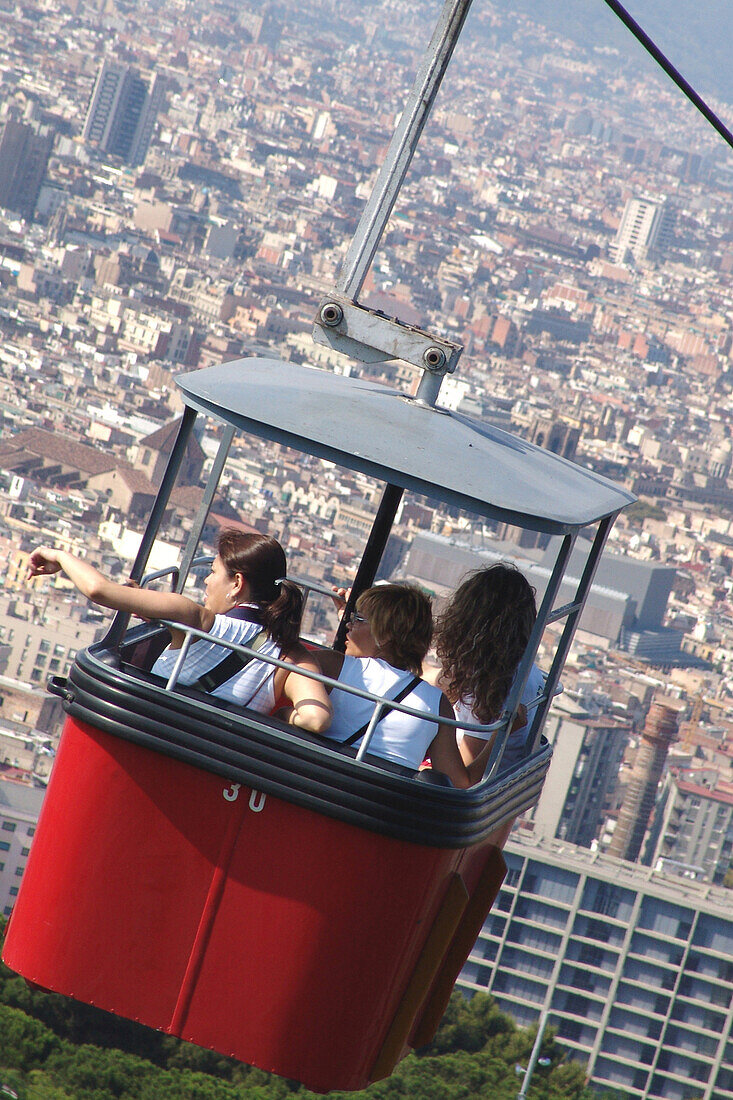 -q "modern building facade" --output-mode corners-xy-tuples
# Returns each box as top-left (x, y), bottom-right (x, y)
(611, 196), (673, 264)
(529, 699), (630, 847)
(83, 60), (165, 166)
(0, 119), (54, 222)
(458, 834), (733, 1100)
(0, 779), (44, 918)
(646, 765), (733, 885)
(403, 531), (677, 653)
